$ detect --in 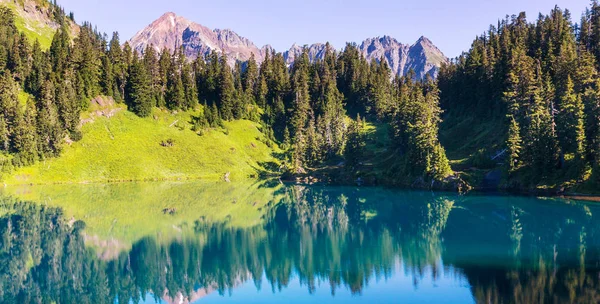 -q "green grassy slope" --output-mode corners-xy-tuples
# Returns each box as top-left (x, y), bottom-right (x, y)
(1, 1), (57, 49)
(5, 104), (280, 184)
